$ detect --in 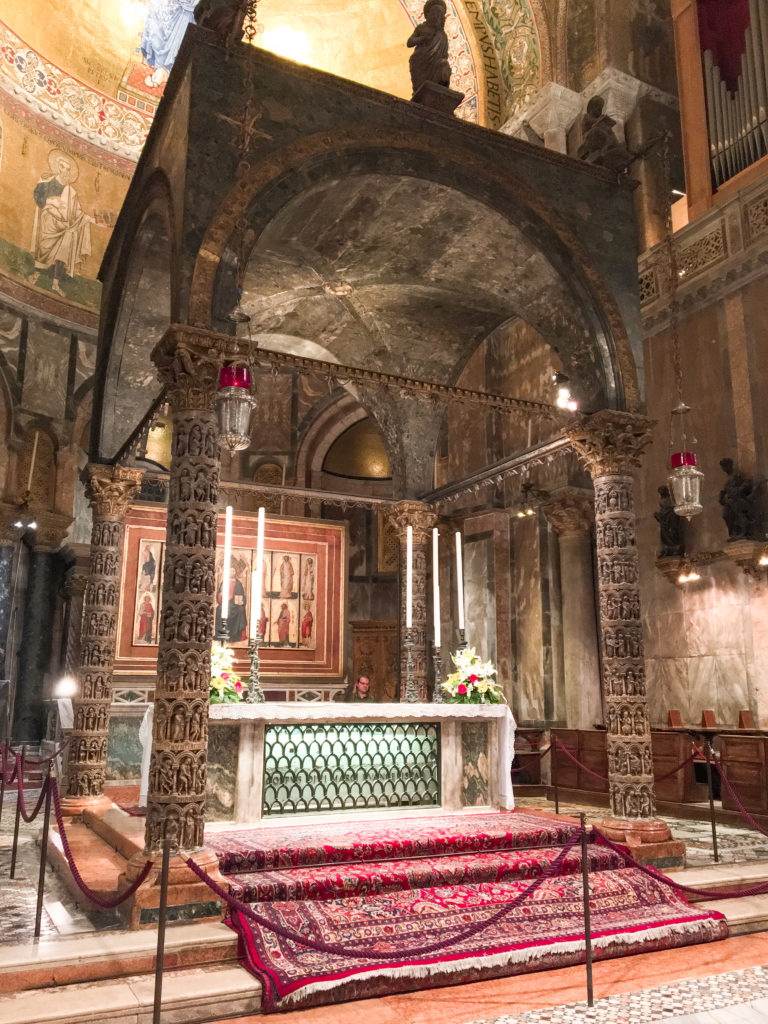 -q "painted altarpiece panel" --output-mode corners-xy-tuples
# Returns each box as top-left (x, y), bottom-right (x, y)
(116, 505), (345, 679)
